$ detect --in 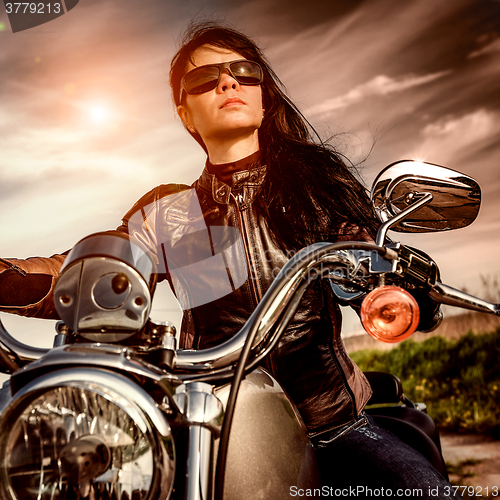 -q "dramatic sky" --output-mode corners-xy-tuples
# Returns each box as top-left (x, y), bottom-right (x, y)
(1, 0), (500, 345)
